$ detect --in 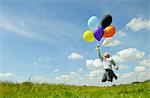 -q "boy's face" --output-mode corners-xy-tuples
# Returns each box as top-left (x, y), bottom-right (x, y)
(104, 55), (109, 58)
(104, 52), (110, 58)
